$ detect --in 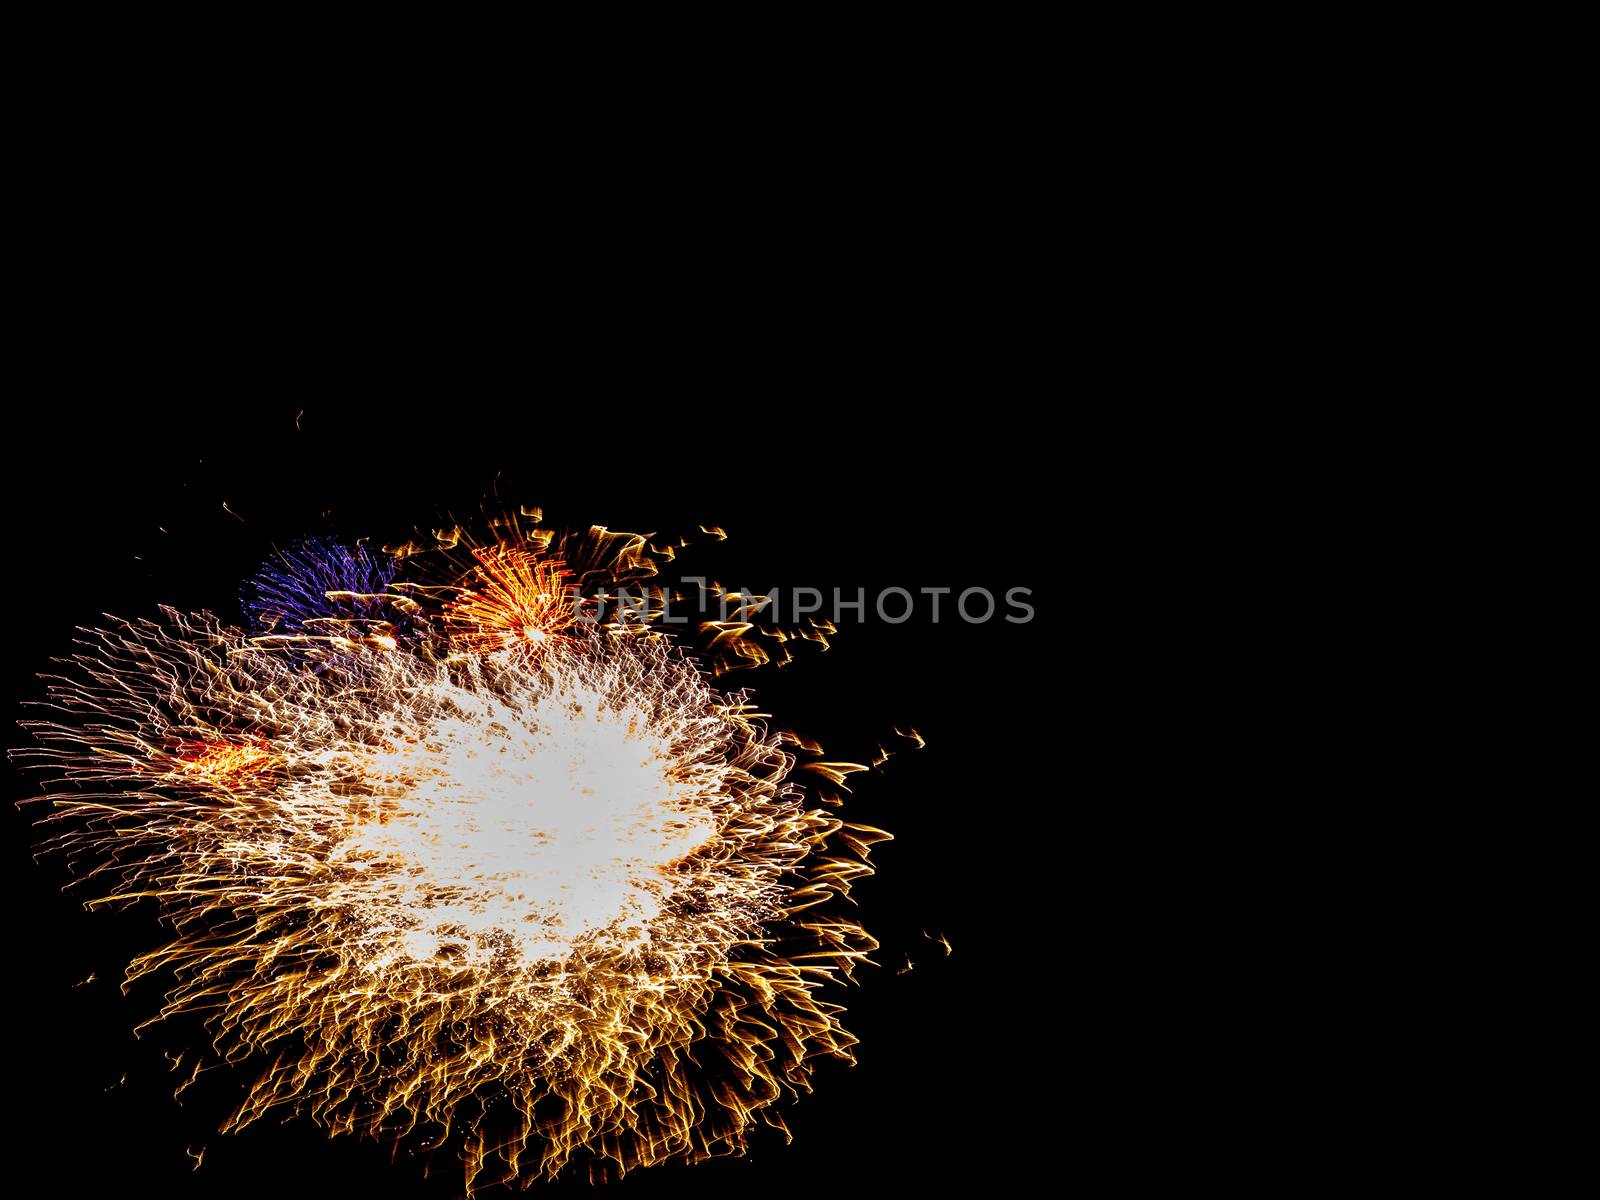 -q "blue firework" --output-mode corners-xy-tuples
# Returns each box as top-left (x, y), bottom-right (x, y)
(244, 539), (401, 632)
